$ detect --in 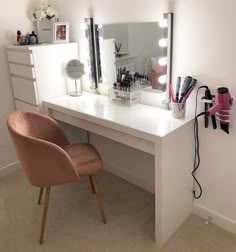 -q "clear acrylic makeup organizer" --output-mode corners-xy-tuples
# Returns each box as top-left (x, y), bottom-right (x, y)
(108, 89), (141, 106)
